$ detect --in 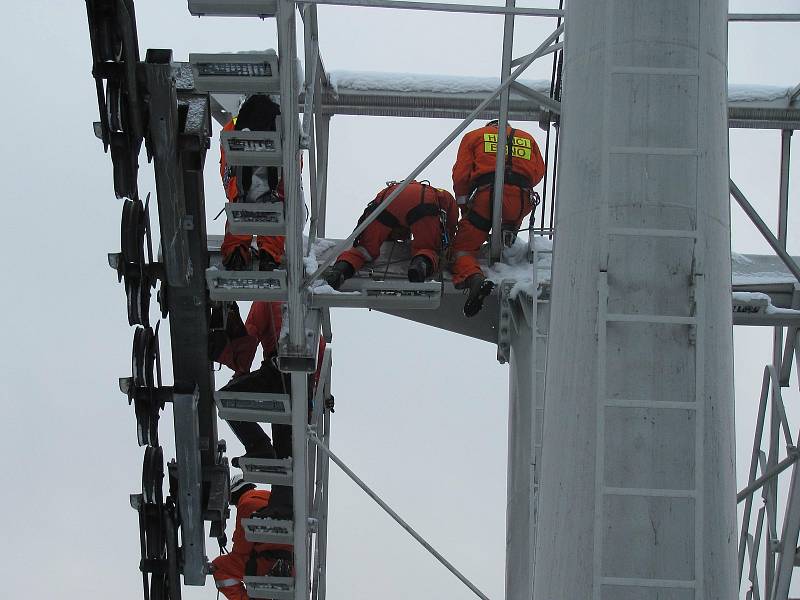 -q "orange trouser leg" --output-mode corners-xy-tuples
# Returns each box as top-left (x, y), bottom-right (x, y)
(212, 554), (249, 600)
(450, 186), (532, 286)
(221, 219), (255, 262)
(409, 215), (442, 271)
(337, 221), (393, 271)
(256, 235), (285, 263)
